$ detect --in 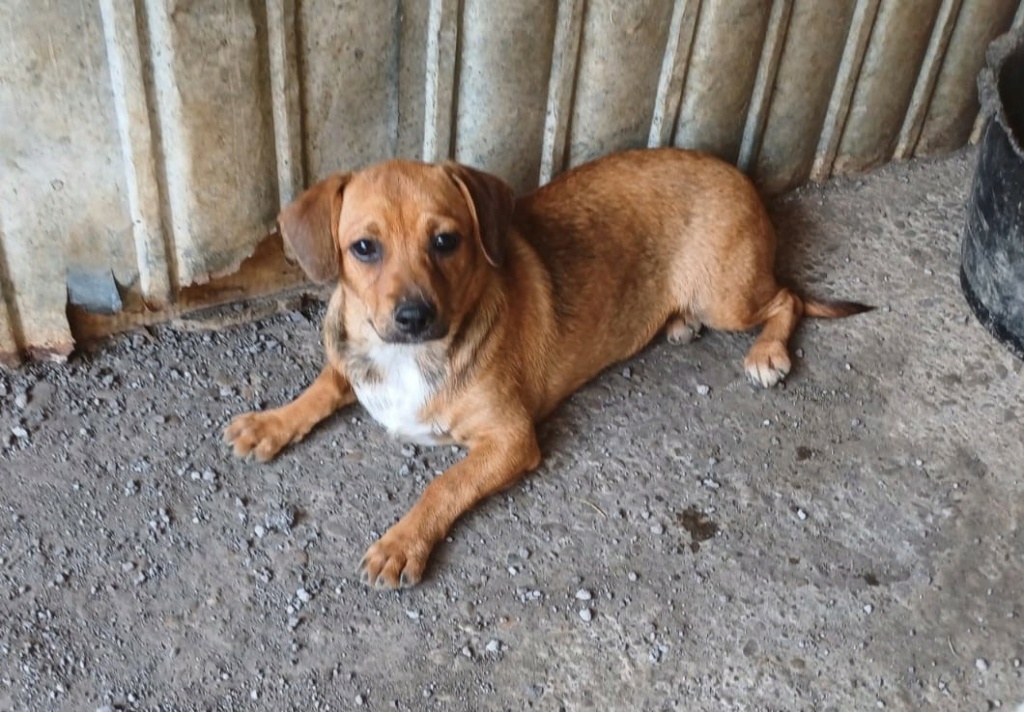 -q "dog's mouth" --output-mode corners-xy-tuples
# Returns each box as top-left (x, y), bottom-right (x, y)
(371, 320), (450, 345)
